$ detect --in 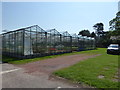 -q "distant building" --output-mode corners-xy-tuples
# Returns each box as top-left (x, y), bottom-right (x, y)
(110, 36), (120, 40)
